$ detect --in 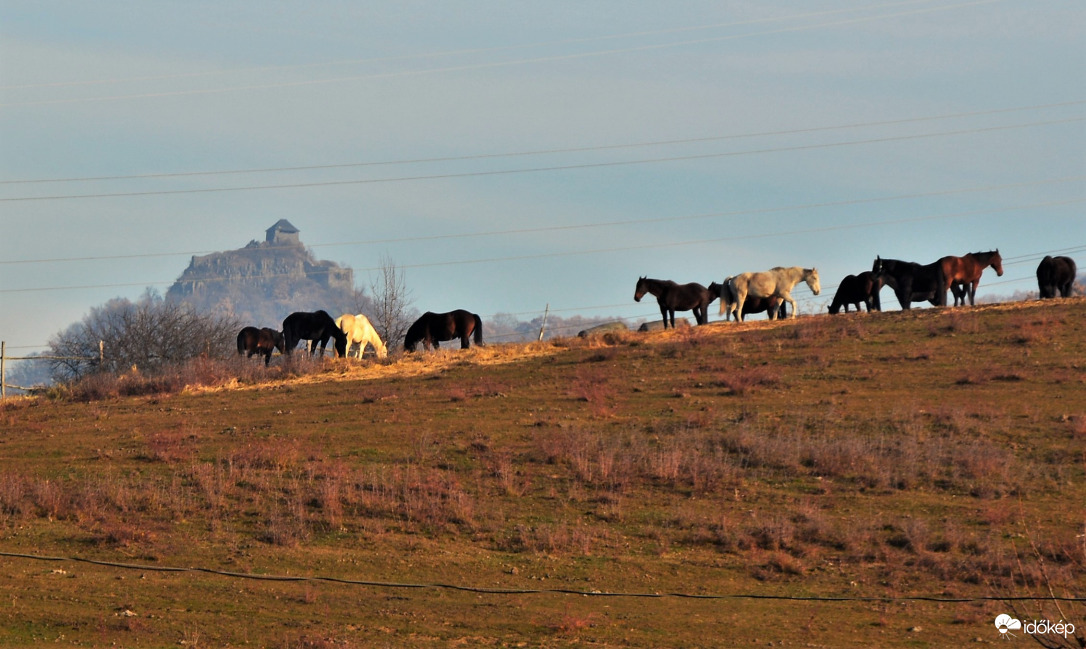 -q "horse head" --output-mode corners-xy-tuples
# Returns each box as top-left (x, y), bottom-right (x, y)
(991, 249), (1004, 276)
(806, 268), (821, 295)
(271, 330), (286, 354)
(634, 276), (647, 302)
